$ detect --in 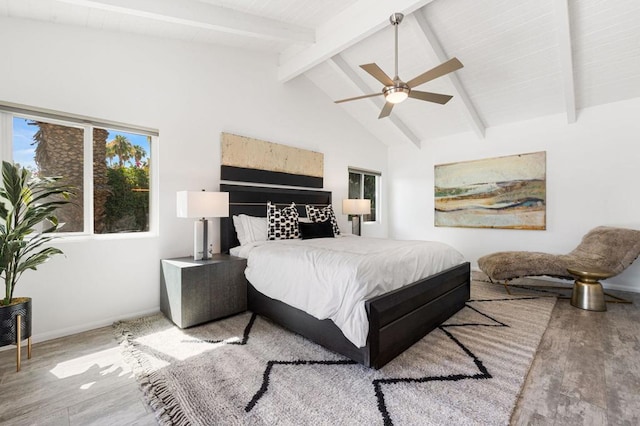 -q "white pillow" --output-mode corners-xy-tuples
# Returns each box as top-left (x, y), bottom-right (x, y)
(241, 214), (268, 244)
(233, 214), (268, 246)
(233, 215), (249, 246)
